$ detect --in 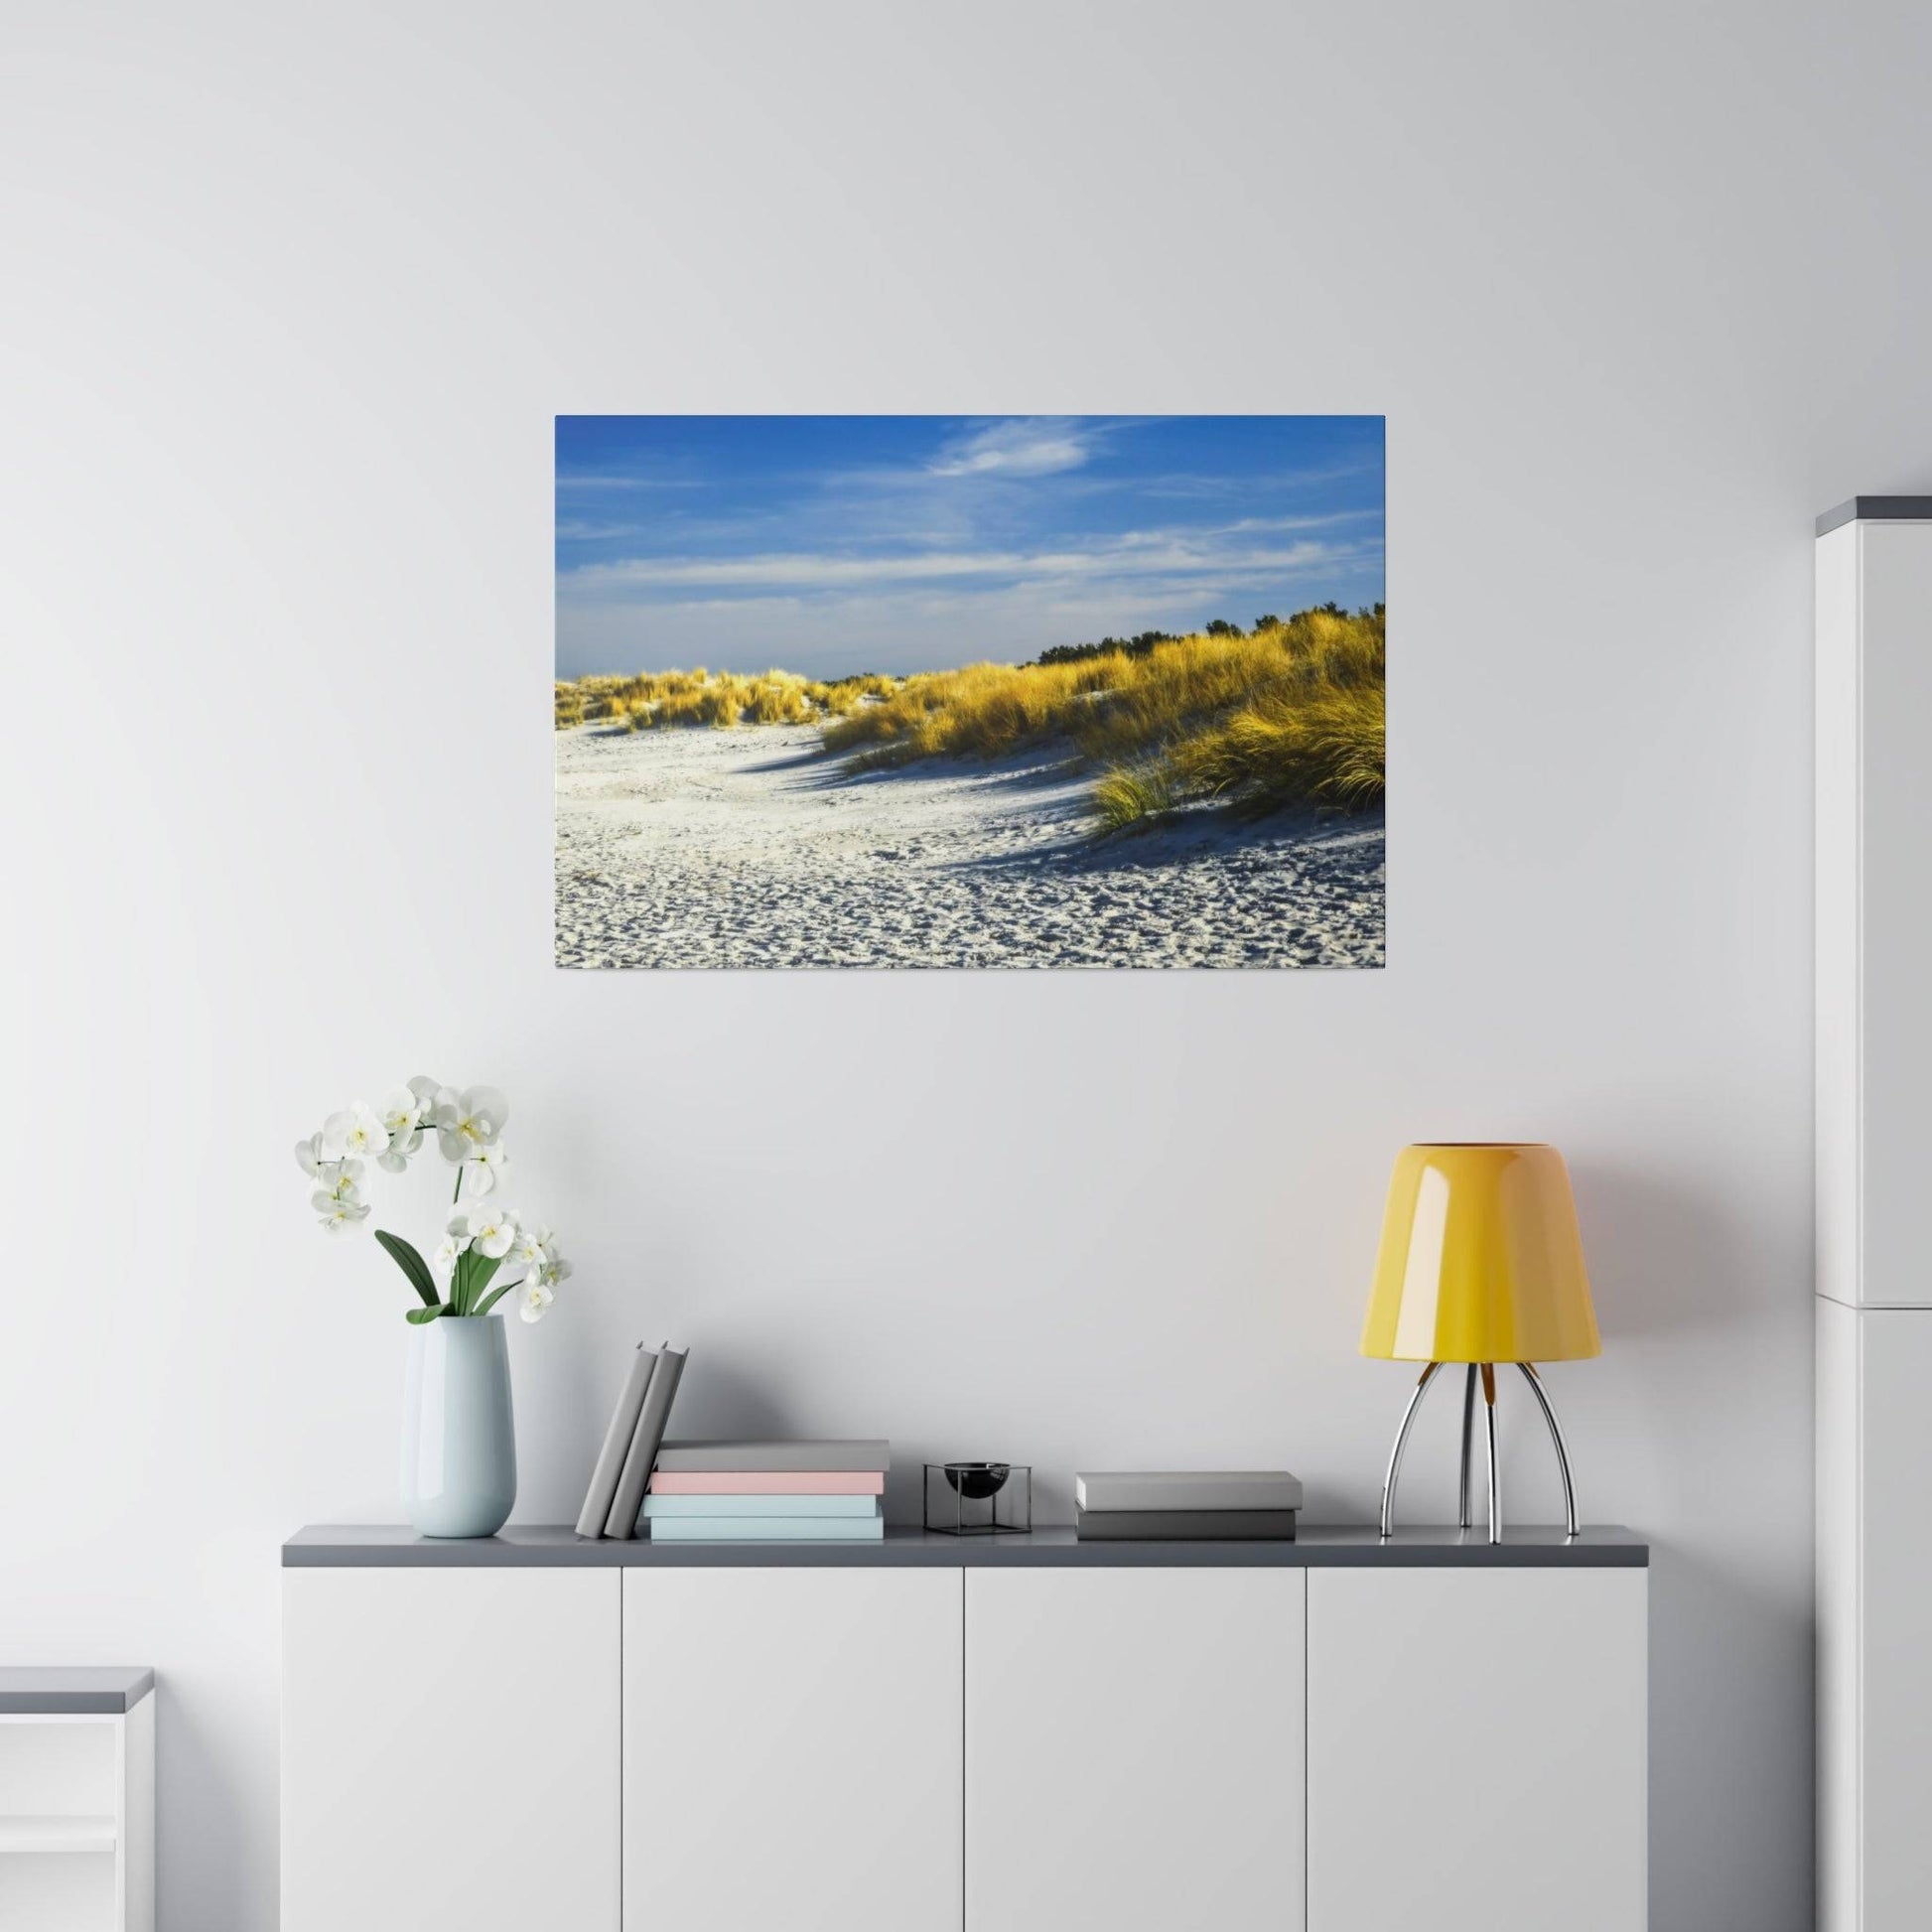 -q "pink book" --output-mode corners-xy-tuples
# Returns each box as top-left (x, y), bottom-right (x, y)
(646, 1469), (887, 1495)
